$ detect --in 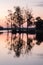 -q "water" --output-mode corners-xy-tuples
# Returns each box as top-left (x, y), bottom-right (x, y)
(0, 32), (43, 65)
